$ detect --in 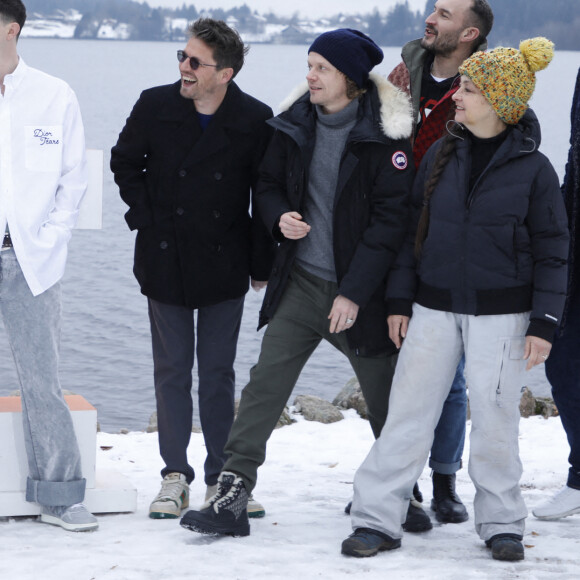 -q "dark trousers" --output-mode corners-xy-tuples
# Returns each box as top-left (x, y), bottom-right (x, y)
(148, 296), (244, 486)
(223, 266), (397, 492)
(545, 297), (580, 490)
